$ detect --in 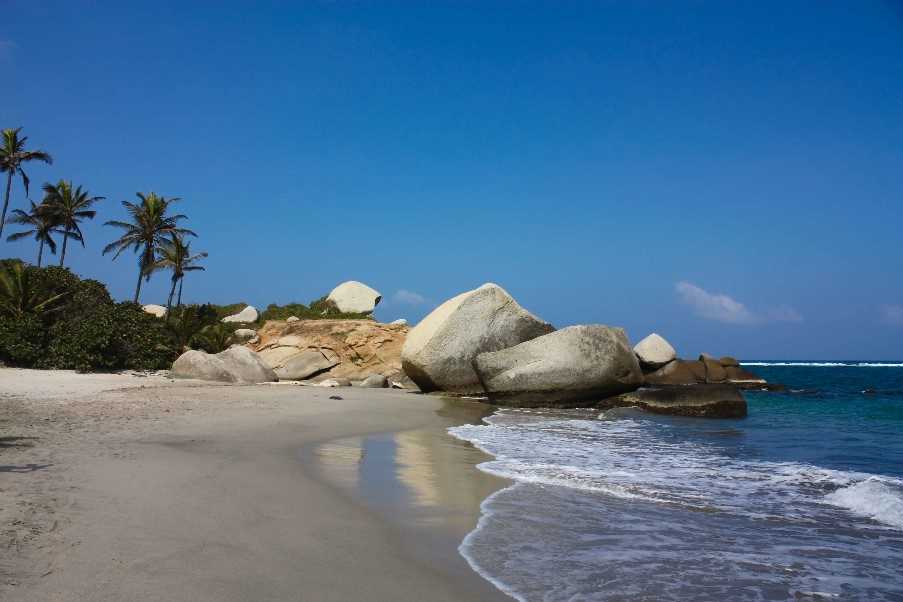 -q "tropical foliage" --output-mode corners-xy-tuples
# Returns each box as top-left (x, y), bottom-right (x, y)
(102, 192), (196, 303)
(0, 127), (52, 239)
